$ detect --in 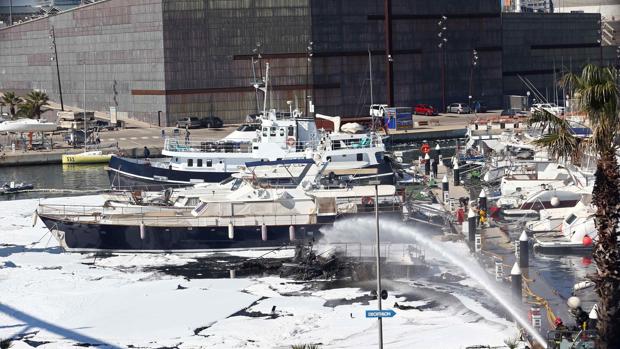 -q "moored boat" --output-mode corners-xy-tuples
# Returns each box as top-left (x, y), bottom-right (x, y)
(62, 150), (113, 164)
(37, 160), (402, 252)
